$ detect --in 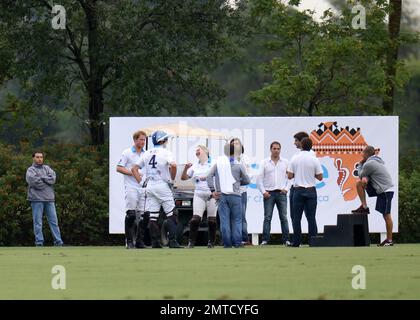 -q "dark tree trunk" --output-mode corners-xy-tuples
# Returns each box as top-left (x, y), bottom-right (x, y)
(86, 0), (105, 145)
(88, 86), (105, 145)
(383, 0), (402, 114)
